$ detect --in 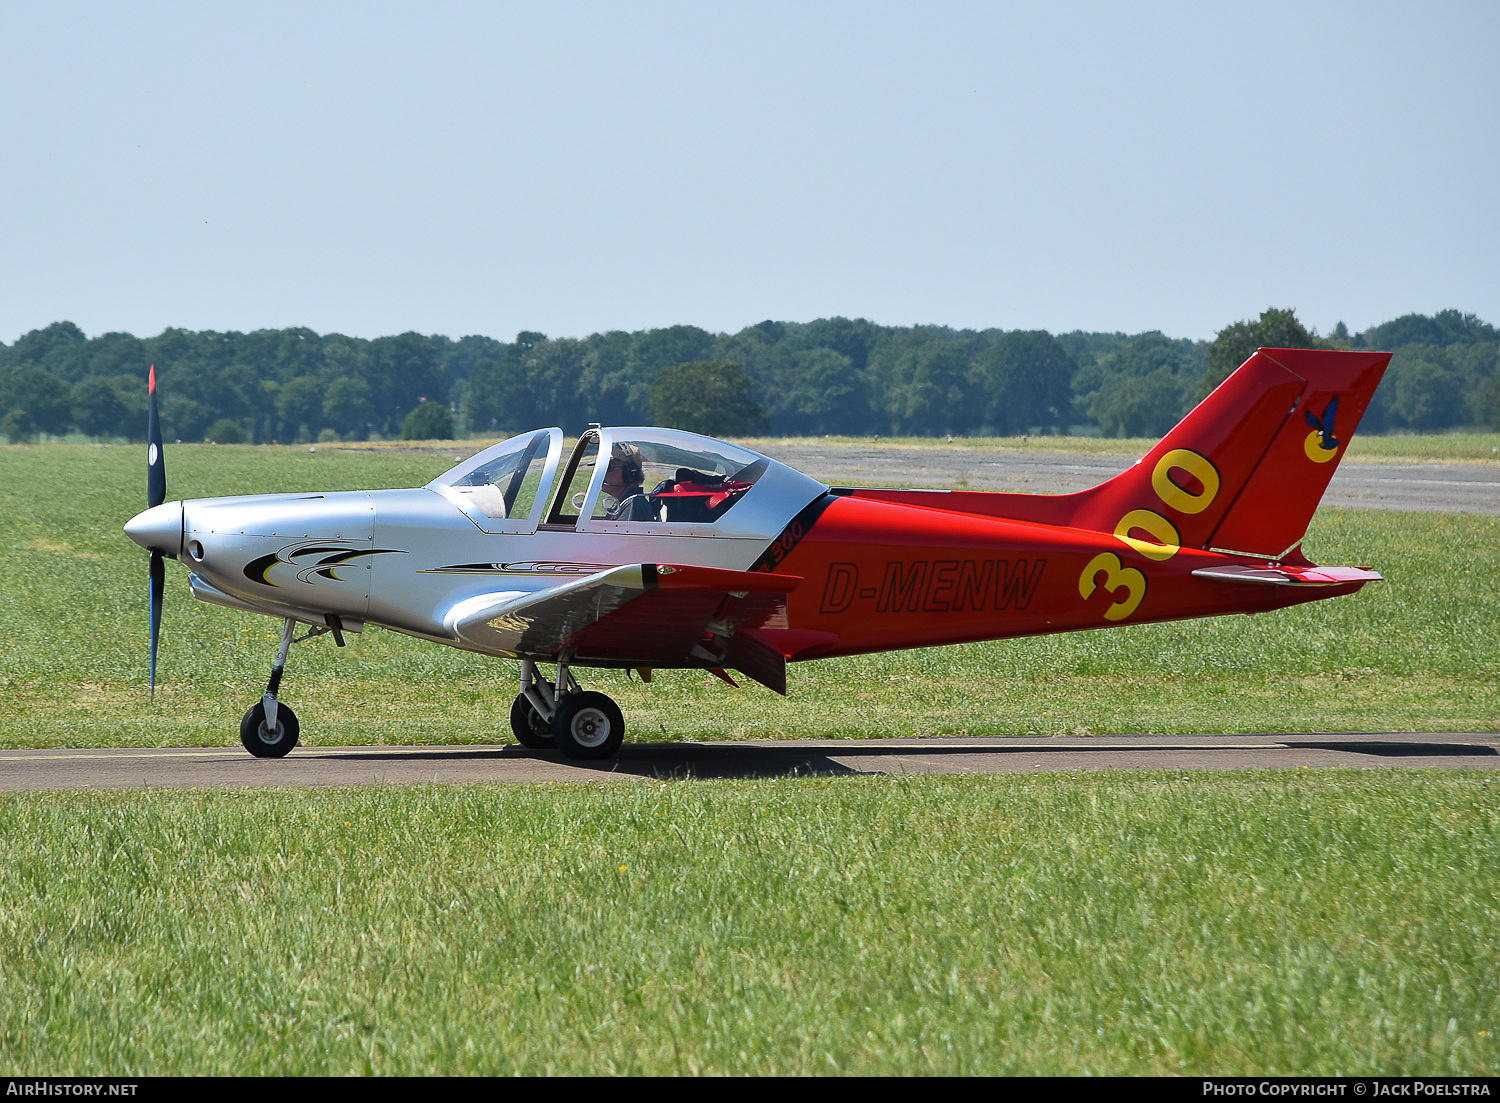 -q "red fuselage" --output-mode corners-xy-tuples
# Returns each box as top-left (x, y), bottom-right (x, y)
(756, 491), (1359, 662)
